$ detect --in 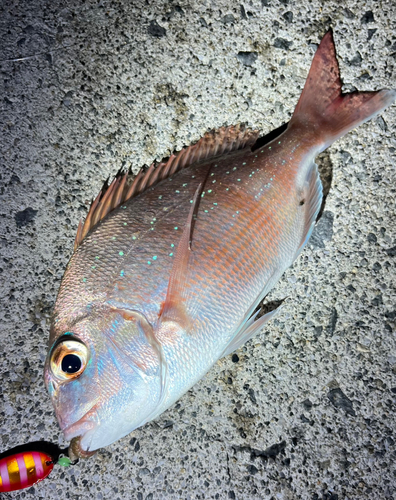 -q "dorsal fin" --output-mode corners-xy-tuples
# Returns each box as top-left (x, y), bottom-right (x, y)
(74, 124), (259, 250)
